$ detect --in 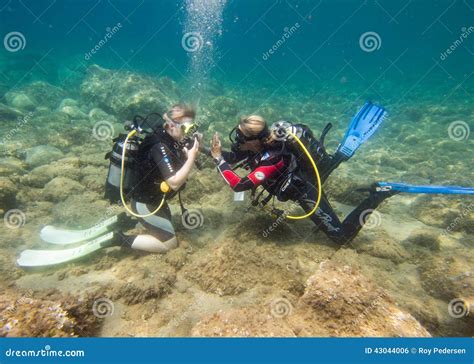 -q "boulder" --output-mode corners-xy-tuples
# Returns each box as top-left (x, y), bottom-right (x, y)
(0, 177), (16, 211)
(191, 264), (431, 337)
(25, 145), (64, 168)
(81, 65), (179, 119)
(43, 177), (85, 202)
